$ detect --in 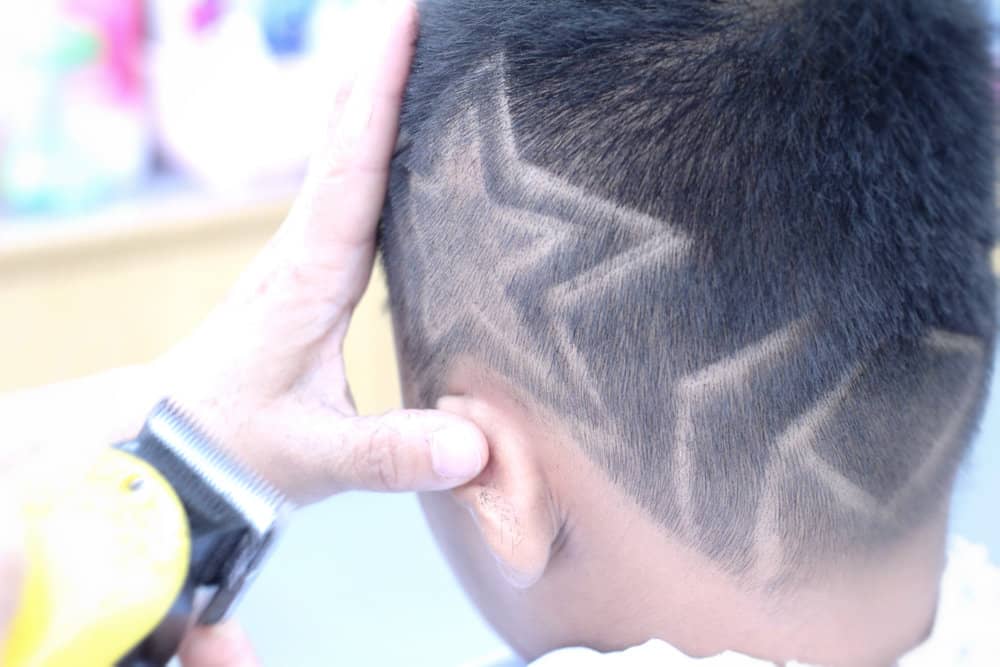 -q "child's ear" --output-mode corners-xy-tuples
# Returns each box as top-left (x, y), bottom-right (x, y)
(436, 395), (561, 588)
